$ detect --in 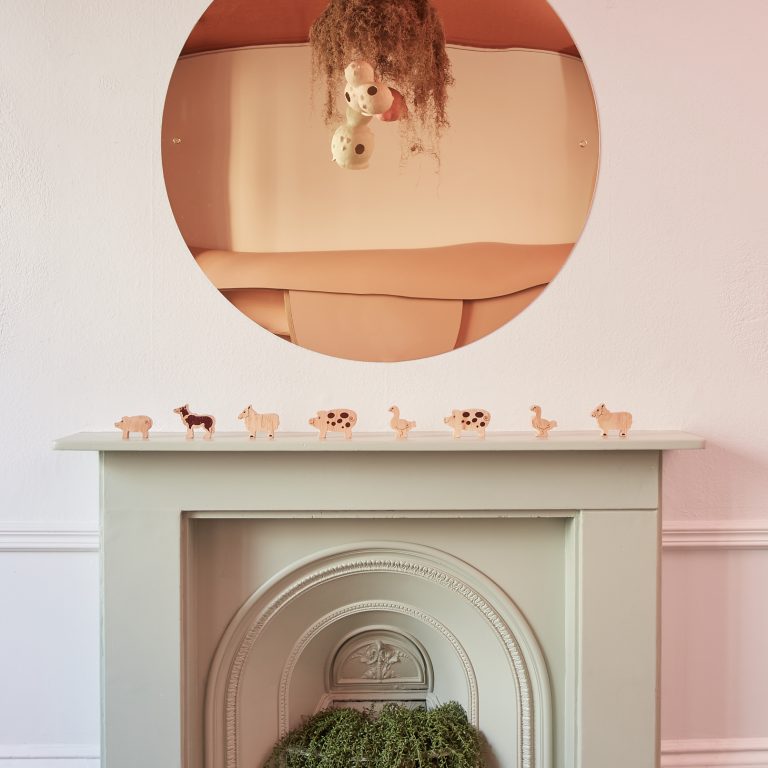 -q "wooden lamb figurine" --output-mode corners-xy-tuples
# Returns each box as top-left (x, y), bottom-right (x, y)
(591, 403), (632, 438)
(114, 415), (153, 440)
(530, 405), (557, 439)
(388, 405), (416, 440)
(173, 404), (216, 440)
(309, 409), (358, 440)
(443, 409), (491, 439)
(238, 405), (279, 439)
